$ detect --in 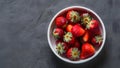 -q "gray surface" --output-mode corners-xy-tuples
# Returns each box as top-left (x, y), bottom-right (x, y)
(0, 0), (120, 68)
